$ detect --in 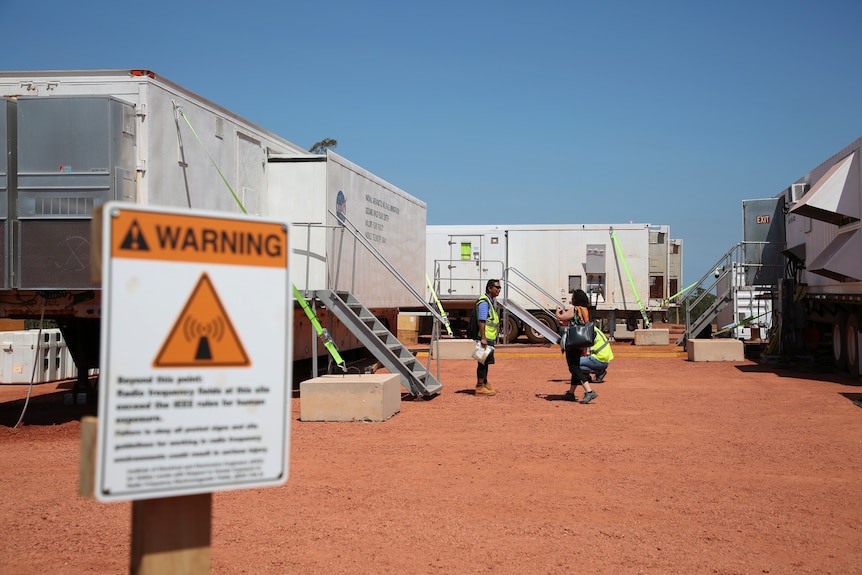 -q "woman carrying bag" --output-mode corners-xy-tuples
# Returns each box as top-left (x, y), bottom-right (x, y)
(555, 289), (598, 404)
